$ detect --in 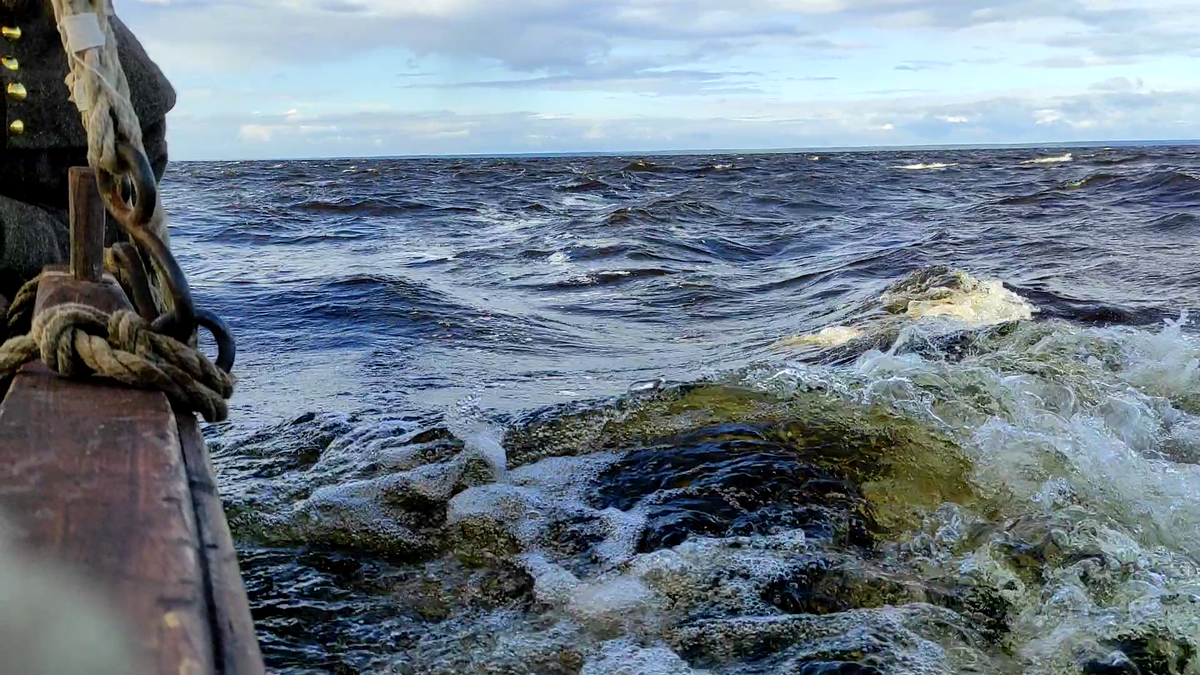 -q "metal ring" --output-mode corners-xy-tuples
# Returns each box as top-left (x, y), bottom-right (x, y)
(95, 142), (157, 231)
(109, 242), (159, 322)
(196, 308), (236, 373)
(92, 140), (236, 374)
(95, 141), (197, 342)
